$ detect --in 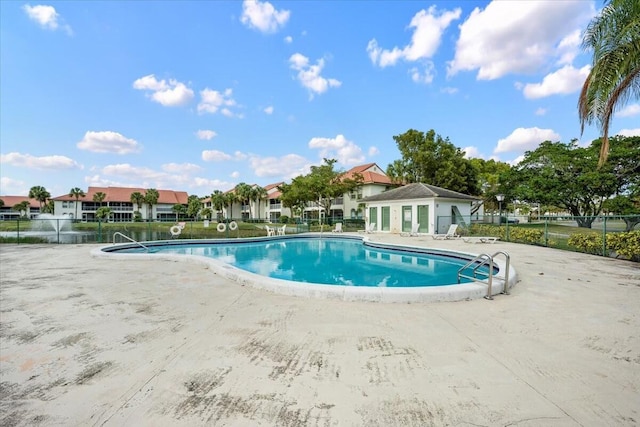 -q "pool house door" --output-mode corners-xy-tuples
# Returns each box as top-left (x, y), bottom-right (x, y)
(402, 206), (412, 233)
